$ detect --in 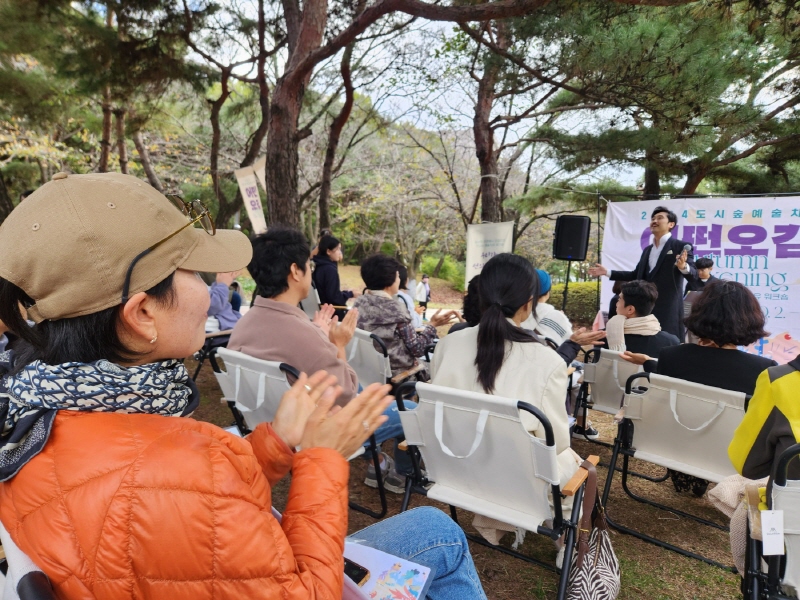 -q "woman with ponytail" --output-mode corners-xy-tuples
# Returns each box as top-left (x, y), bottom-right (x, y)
(430, 254), (581, 514)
